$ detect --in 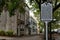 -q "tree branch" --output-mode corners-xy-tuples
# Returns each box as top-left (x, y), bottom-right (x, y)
(53, 3), (60, 12)
(35, 0), (40, 4)
(55, 0), (58, 7)
(35, 0), (41, 10)
(42, 0), (47, 3)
